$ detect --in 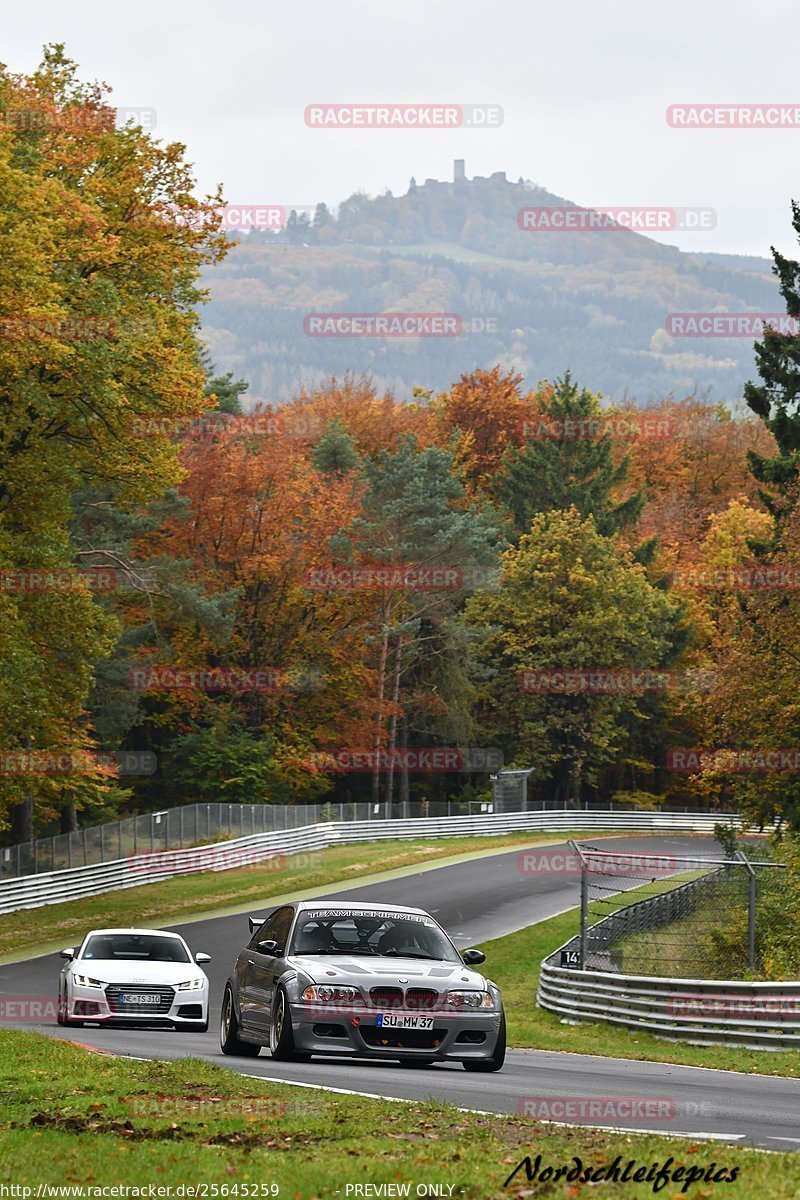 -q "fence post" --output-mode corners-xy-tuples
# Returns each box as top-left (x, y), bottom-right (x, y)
(737, 851), (757, 972)
(569, 839), (587, 969)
